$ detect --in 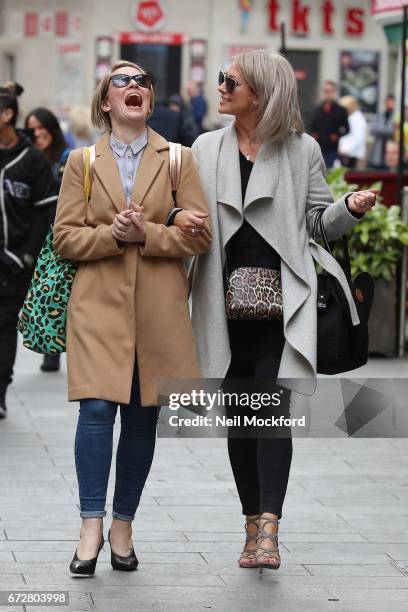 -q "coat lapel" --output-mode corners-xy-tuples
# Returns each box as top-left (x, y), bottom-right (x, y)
(217, 124), (243, 216)
(244, 141), (281, 210)
(93, 133), (126, 213)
